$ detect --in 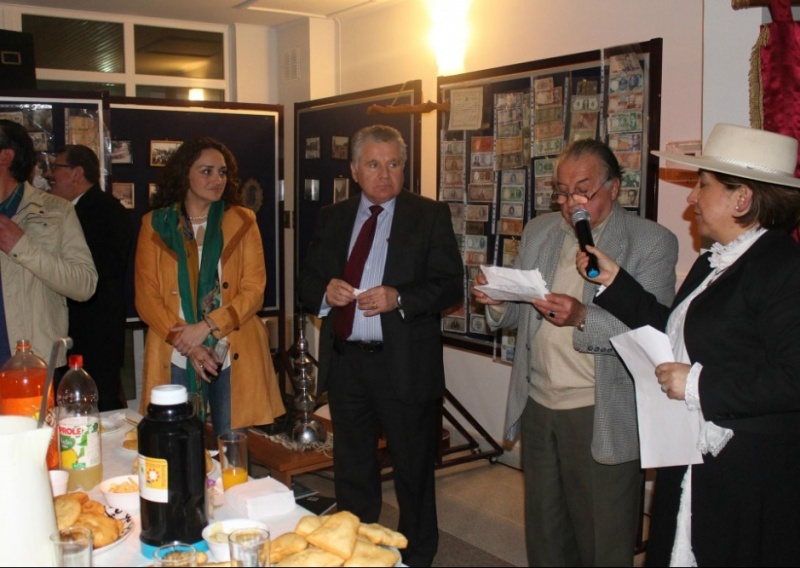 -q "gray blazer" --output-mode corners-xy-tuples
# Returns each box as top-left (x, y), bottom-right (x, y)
(490, 203), (678, 464)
